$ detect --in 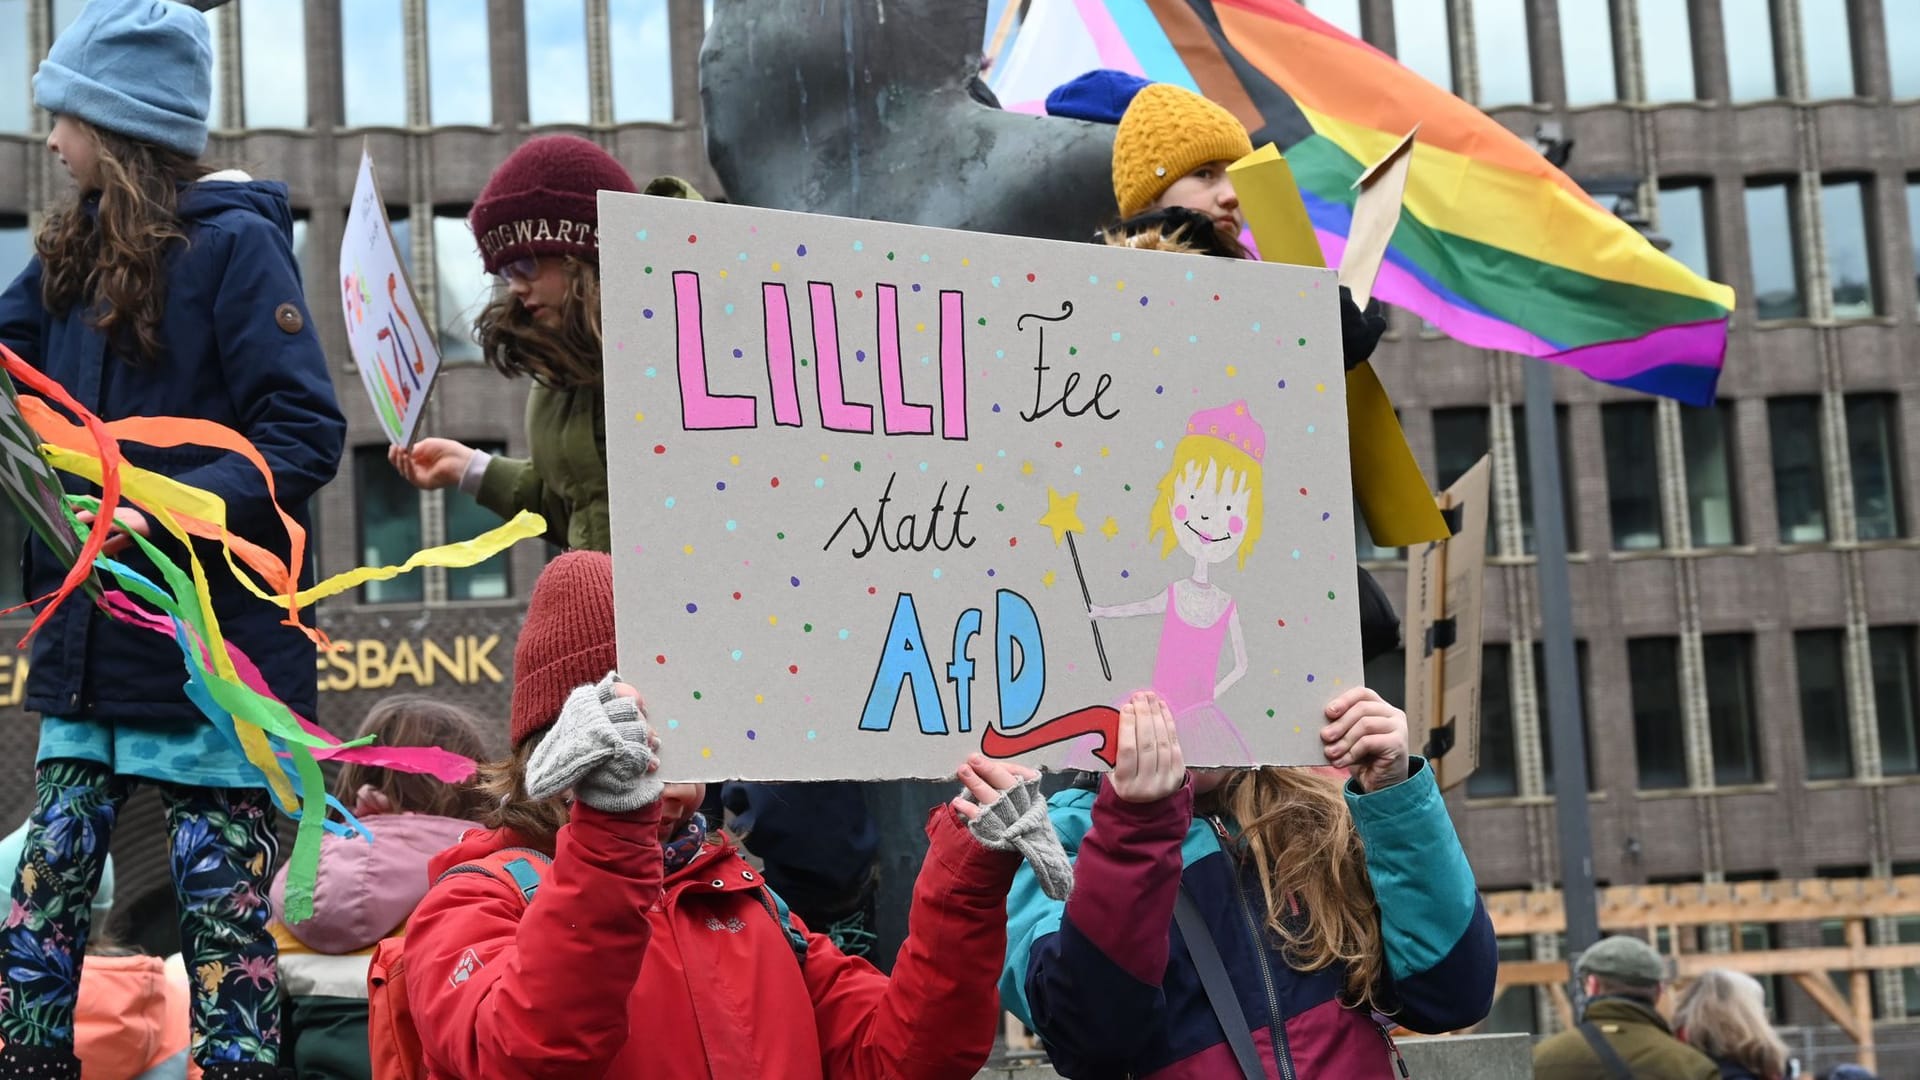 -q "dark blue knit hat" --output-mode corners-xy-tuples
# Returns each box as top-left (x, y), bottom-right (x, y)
(1045, 69), (1151, 125)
